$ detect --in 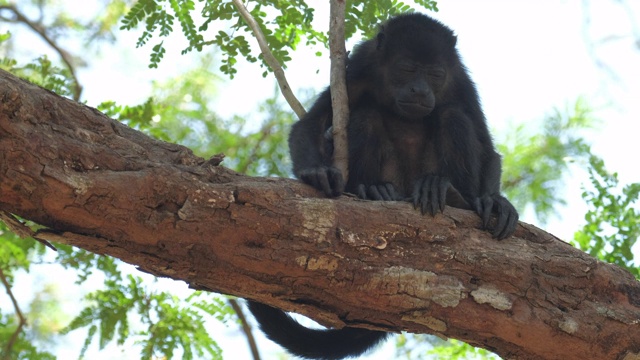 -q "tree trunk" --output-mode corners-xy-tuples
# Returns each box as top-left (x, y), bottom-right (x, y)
(0, 70), (639, 360)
